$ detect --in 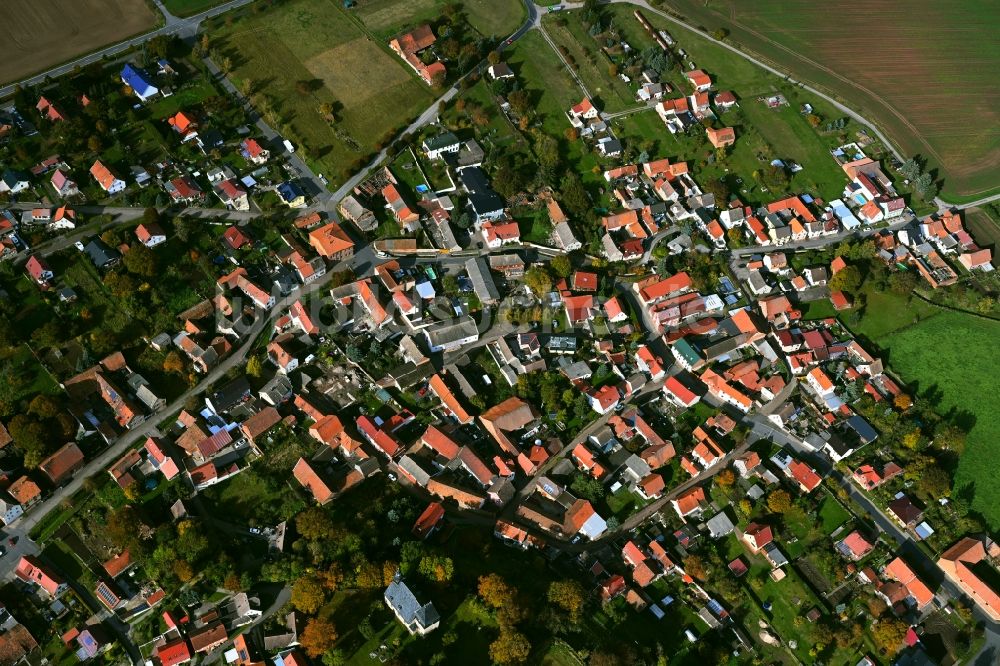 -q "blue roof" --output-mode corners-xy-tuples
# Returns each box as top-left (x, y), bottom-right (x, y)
(277, 181), (304, 202)
(121, 64), (157, 97)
